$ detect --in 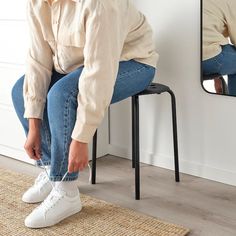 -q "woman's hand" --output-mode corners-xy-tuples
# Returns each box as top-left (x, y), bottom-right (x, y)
(68, 139), (89, 173)
(24, 128), (42, 161)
